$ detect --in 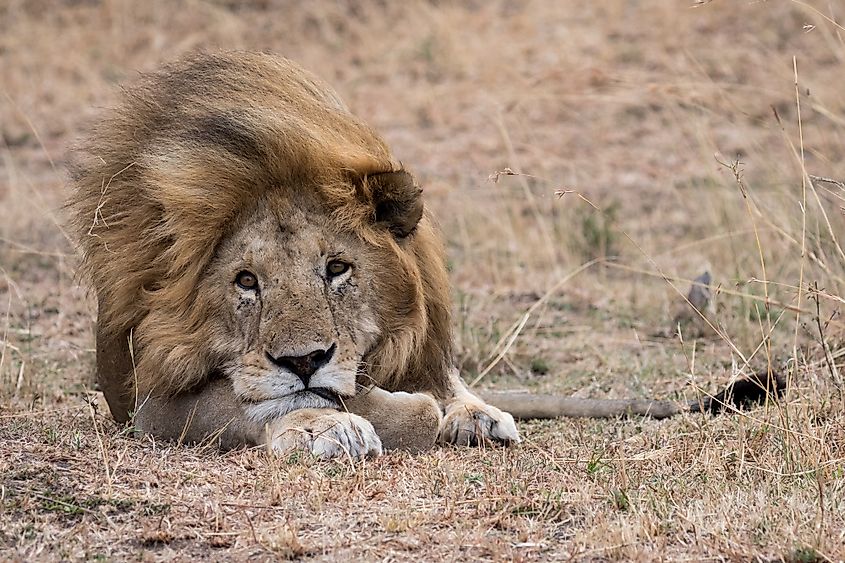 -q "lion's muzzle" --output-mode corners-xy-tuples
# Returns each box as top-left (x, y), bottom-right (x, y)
(265, 342), (337, 385)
